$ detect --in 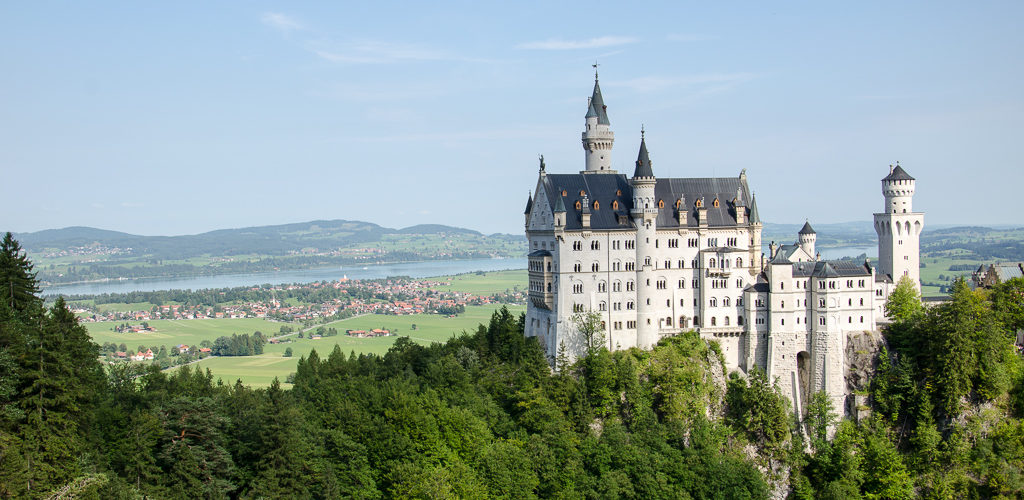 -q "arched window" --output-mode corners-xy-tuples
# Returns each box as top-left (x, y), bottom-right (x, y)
(736, 257), (743, 267)
(575, 201), (581, 210)
(711, 317), (717, 326)
(675, 199), (682, 209)
(593, 200), (600, 210)
(696, 199), (703, 208)
(738, 316), (744, 326)
(612, 200), (619, 210)
(561, 190), (567, 196)
(724, 316), (730, 326)
(616, 189), (622, 196)
(579, 190), (586, 196)
(658, 199), (665, 208)
(709, 258), (716, 268)
(713, 198), (720, 207)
